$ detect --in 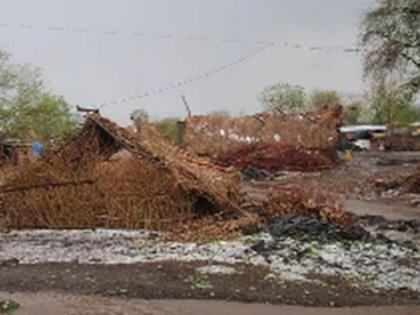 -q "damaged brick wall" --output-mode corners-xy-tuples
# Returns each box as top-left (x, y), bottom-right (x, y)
(181, 106), (342, 162)
(1, 111), (355, 241)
